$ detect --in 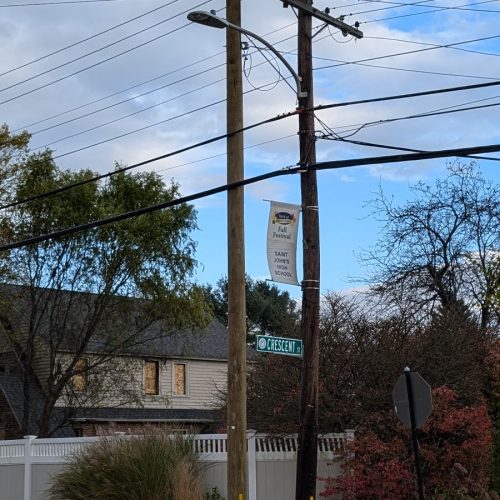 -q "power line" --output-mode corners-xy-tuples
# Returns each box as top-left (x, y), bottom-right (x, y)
(49, 97), (227, 159)
(355, 0), (500, 15)
(29, 70), (225, 138)
(0, 0), (121, 6)
(12, 21), (295, 133)
(0, 1), (207, 94)
(12, 52), (225, 133)
(360, 0), (500, 23)
(328, 100), (500, 139)
(364, 35), (499, 57)
(0, 1), (180, 78)
(319, 58), (495, 80)
(30, 77), (226, 151)
(3, 78), (499, 211)
(2, 142), (499, 252)
(154, 133), (297, 176)
(0, 0), (211, 107)
(277, 44), (497, 80)
(36, 80), (500, 159)
(29, 49), (500, 157)
(51, 80), (500, 160)
(314, 34), (500, 73)
(318, 135), (500, 162)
